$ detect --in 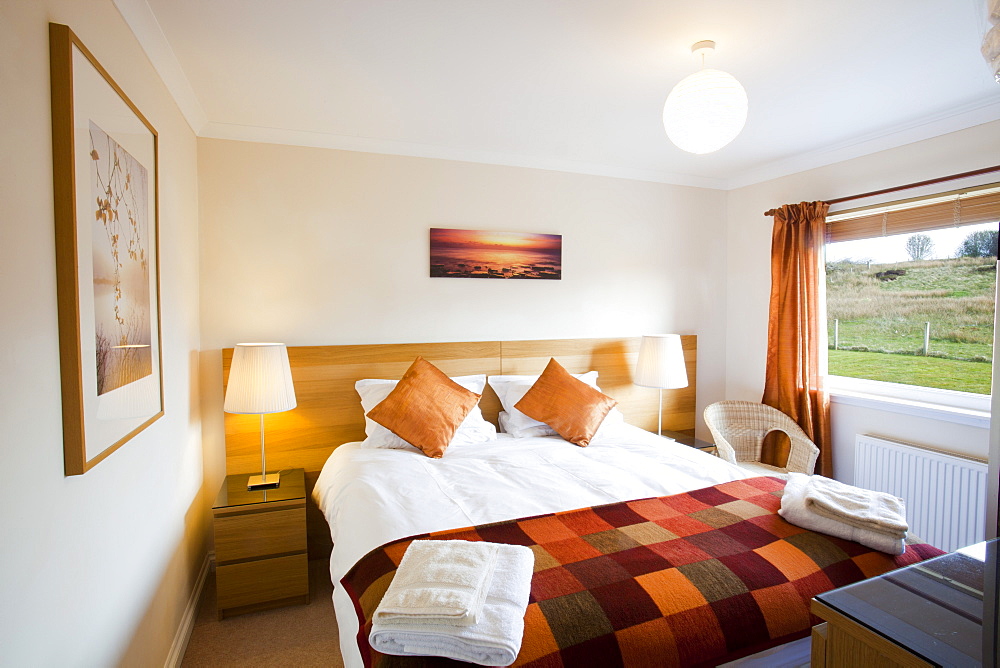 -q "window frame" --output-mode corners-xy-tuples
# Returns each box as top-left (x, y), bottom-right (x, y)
(825, 374), (991, 428)
(823, 184), (997, 416)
